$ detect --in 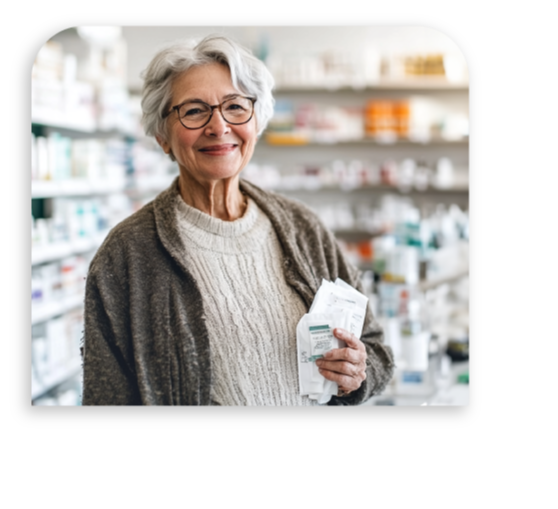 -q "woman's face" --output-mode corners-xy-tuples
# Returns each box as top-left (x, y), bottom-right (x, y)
(158, 63), (258, 185)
